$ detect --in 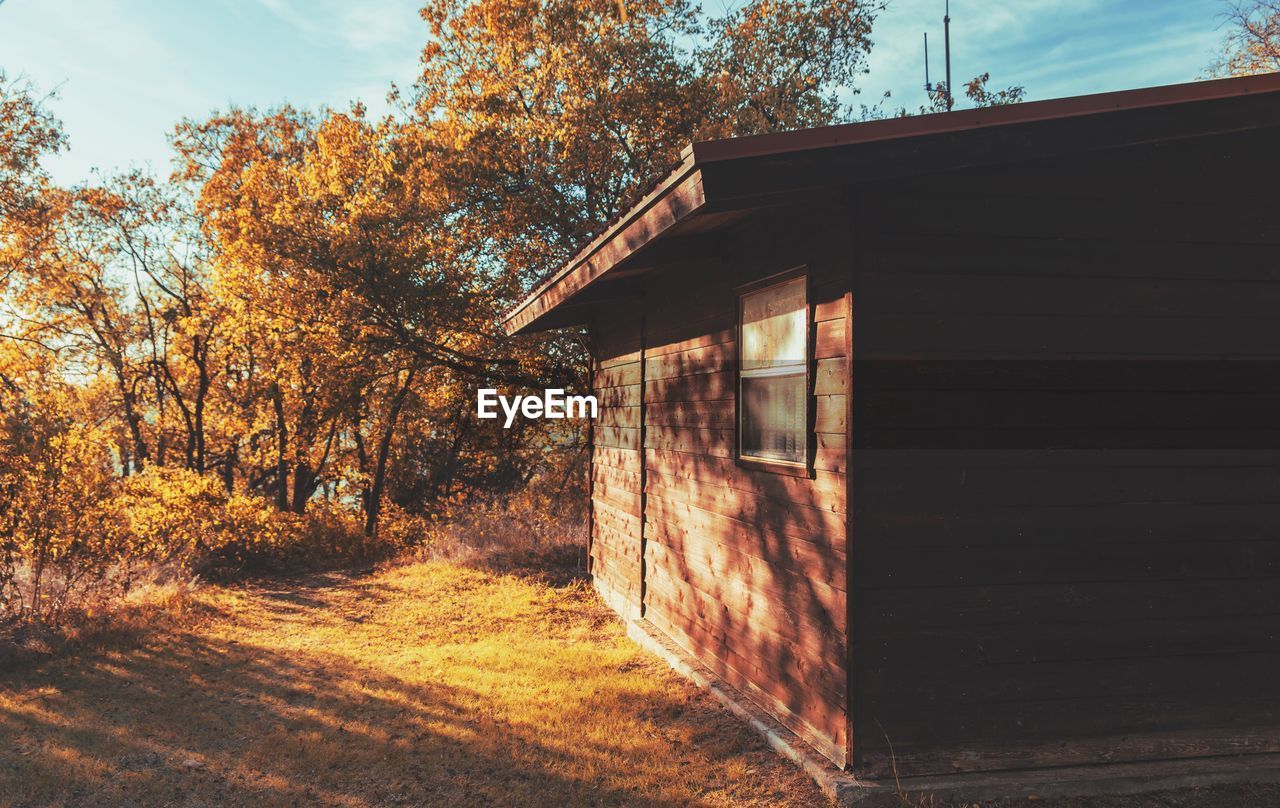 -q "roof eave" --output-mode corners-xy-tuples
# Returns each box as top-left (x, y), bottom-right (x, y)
(503, 156), (704, 335)
(503, 72), (1280, 337)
